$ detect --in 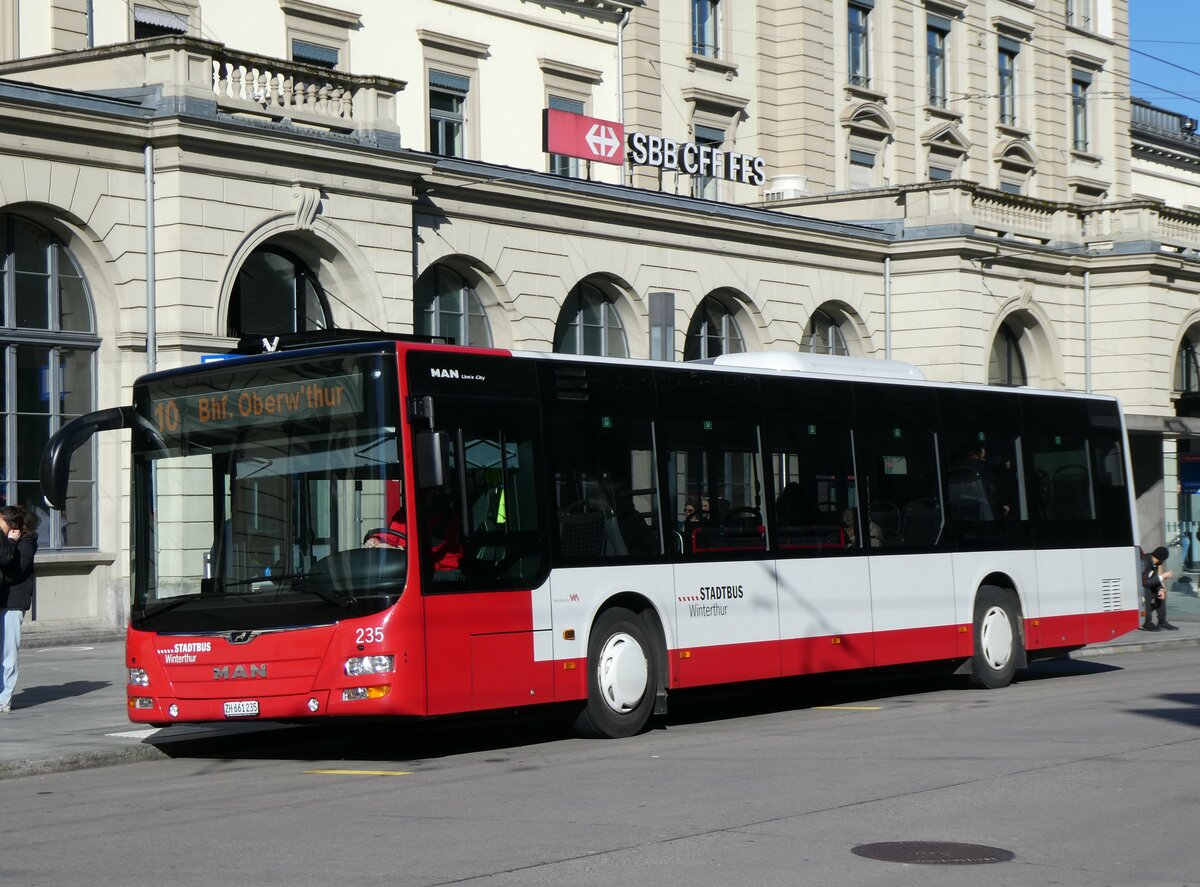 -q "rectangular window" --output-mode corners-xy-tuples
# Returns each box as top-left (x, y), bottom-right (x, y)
(763, 379), (862, 555)
(856, 384), (943, 550)
(849, 148), (876, 189)
(421, 400), (547, 590)
(929, 165), (953, 181)
(657, 370), (765, 558)
(1072, 69), (1091, 152)
(692, 0), (720, 57)
(999, 180), (1023, 195)
(998, 37), (1019, 125)
(544, 365), (662, 563)
(927, 15), (951, 108)
(430, 70), (469, 158)
(291, 39), (339, 69)
(938, 389), (1030, 550)
(649, 291), (675, 362)
(548, 95), (585, 178)
(692, 124), (725, 200)
(133, 4), (187, 39)
(848, 1), (872, 87)
(1022, 396), (1132, 549)
(1067, 0), (1092, 30)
